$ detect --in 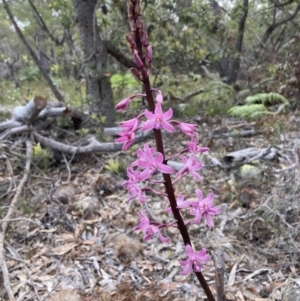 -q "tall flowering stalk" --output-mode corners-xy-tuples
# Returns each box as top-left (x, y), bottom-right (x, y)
(115, 1), (220, 300)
